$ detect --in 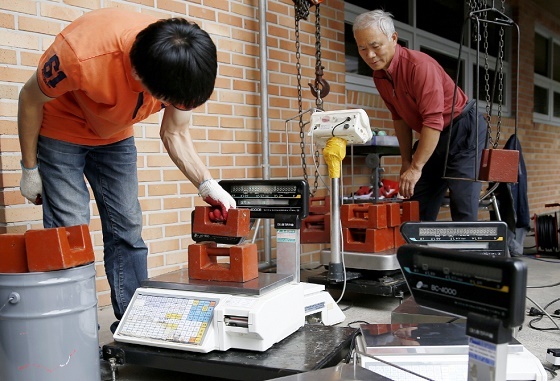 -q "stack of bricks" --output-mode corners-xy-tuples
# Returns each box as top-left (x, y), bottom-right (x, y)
(0, 225), (95, 273)
(340, 201), (420, 253)
(300, 196), (331, 244)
